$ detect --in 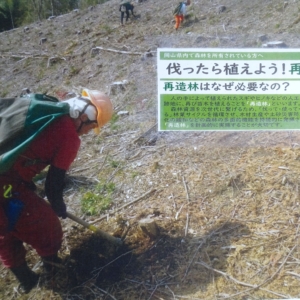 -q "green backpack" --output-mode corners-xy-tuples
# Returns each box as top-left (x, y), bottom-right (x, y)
(0, 93), (70, 174)
(173, 2), (183, 16)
